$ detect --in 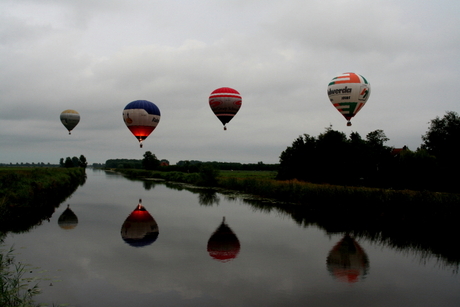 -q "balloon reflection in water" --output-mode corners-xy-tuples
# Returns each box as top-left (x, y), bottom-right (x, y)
(120, 200), (159, 247)
(207, 217), (241, 262)
(58, 205), (78, 230)
(326, 234), (369, 283)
